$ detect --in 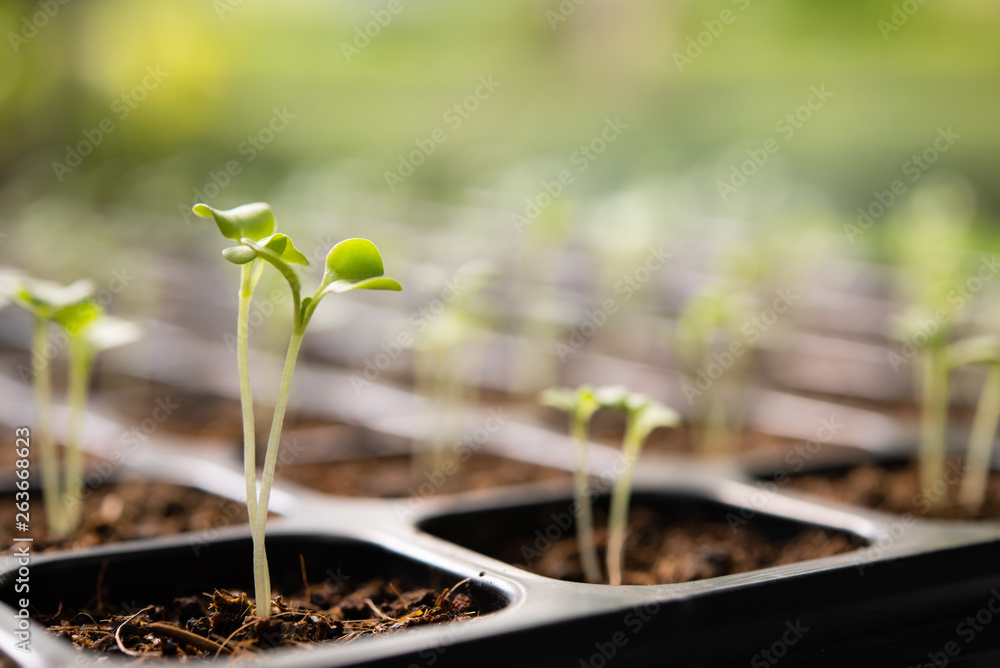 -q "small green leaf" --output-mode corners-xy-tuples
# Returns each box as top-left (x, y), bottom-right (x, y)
(258, 233), (309, 265)
(322, 238), (399, 290)
(193, 202), (275, 242)
(540, 387), (577, 413)
(83, 316), (142, 352)
(632, 402), (681, 443)
(593, 385), (631, 411)
(319, 276), (402, 295)
(948, 335), (1000, 368)
(222, 246), (258, 264)
(52, 300), (102, 336)
(13, 278), (96, 320)
(541, 385), (600, 421)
